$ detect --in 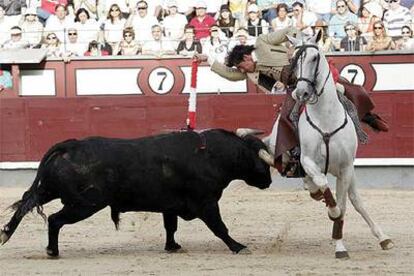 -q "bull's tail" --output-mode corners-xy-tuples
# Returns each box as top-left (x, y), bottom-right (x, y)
(1, 139), (77, 245)
(111, 208), (120, 230)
